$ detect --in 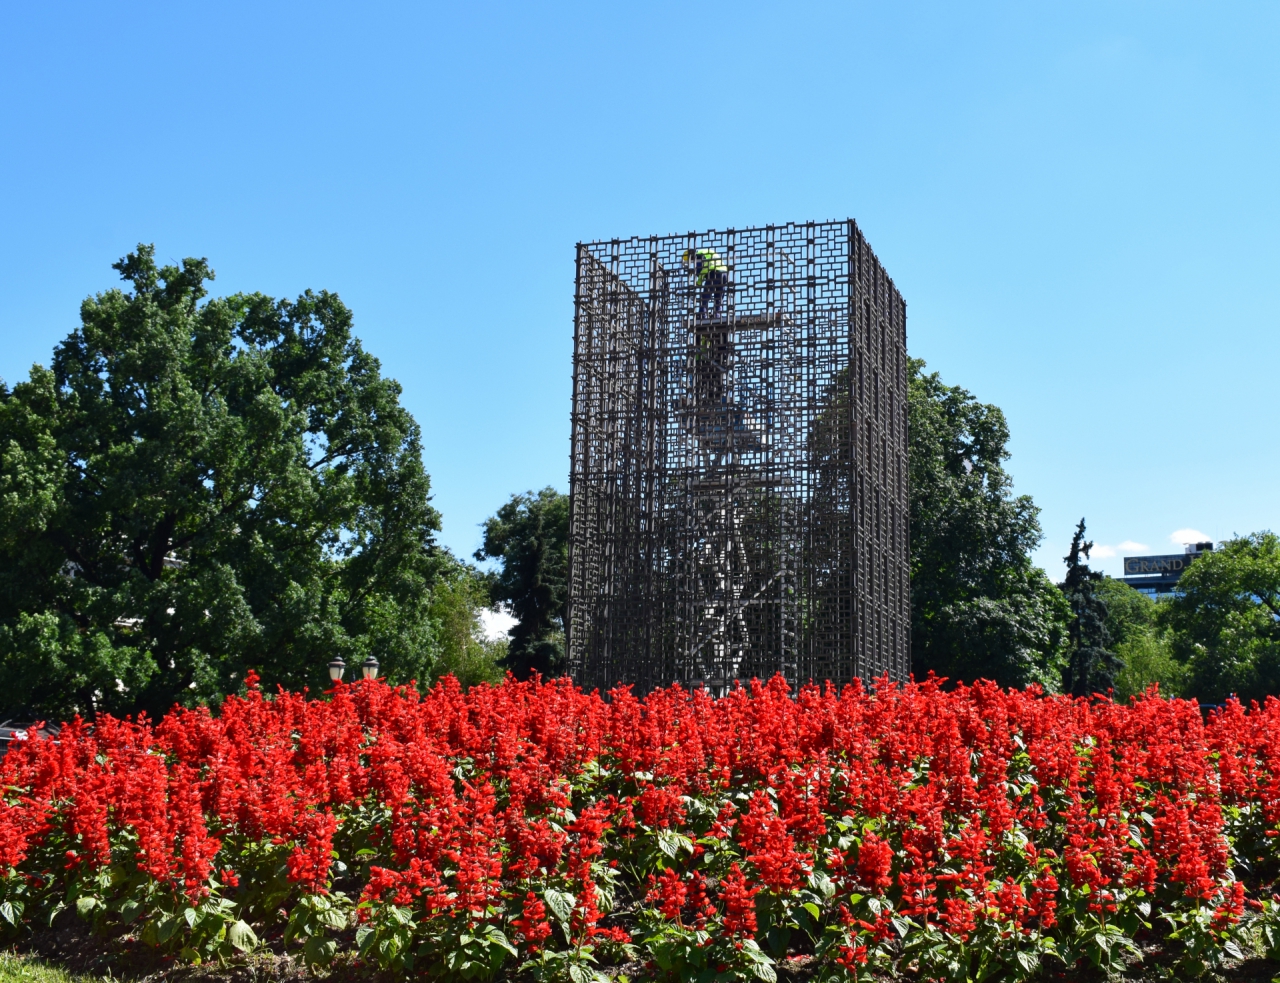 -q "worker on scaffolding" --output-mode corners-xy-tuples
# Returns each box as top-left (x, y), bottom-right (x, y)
(683, 248), (732, 416)
(682, 247), (728, 319)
